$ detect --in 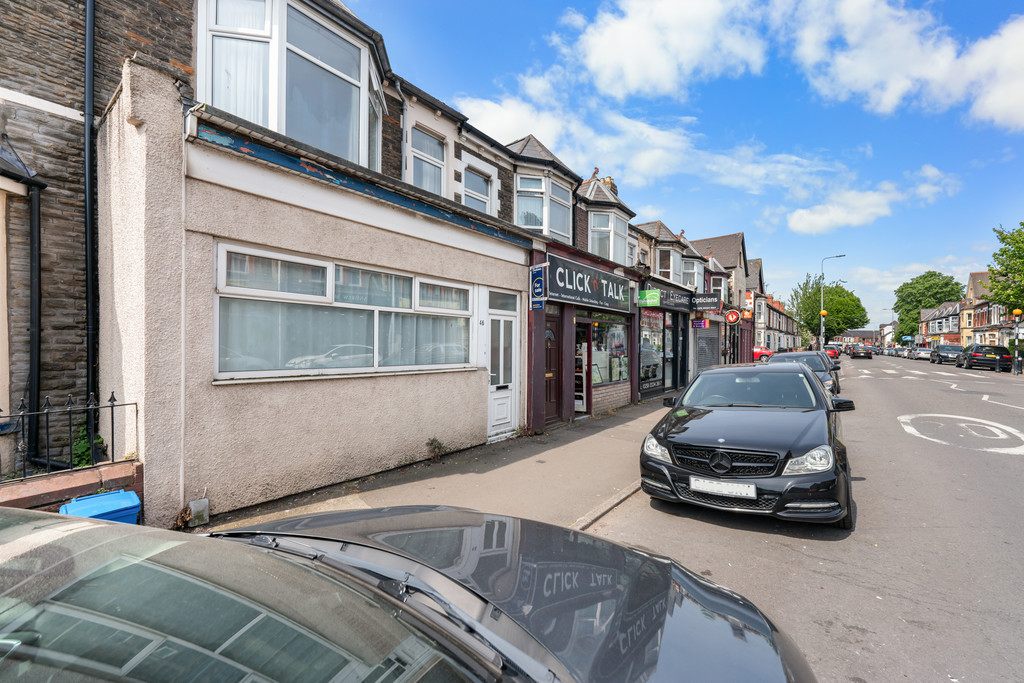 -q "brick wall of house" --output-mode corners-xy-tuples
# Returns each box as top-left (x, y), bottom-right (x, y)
(1, 0), (194, 410)
(381, 92), (403, 180)
(497, 166), (514, 224)
(574, 198), (589, 251)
